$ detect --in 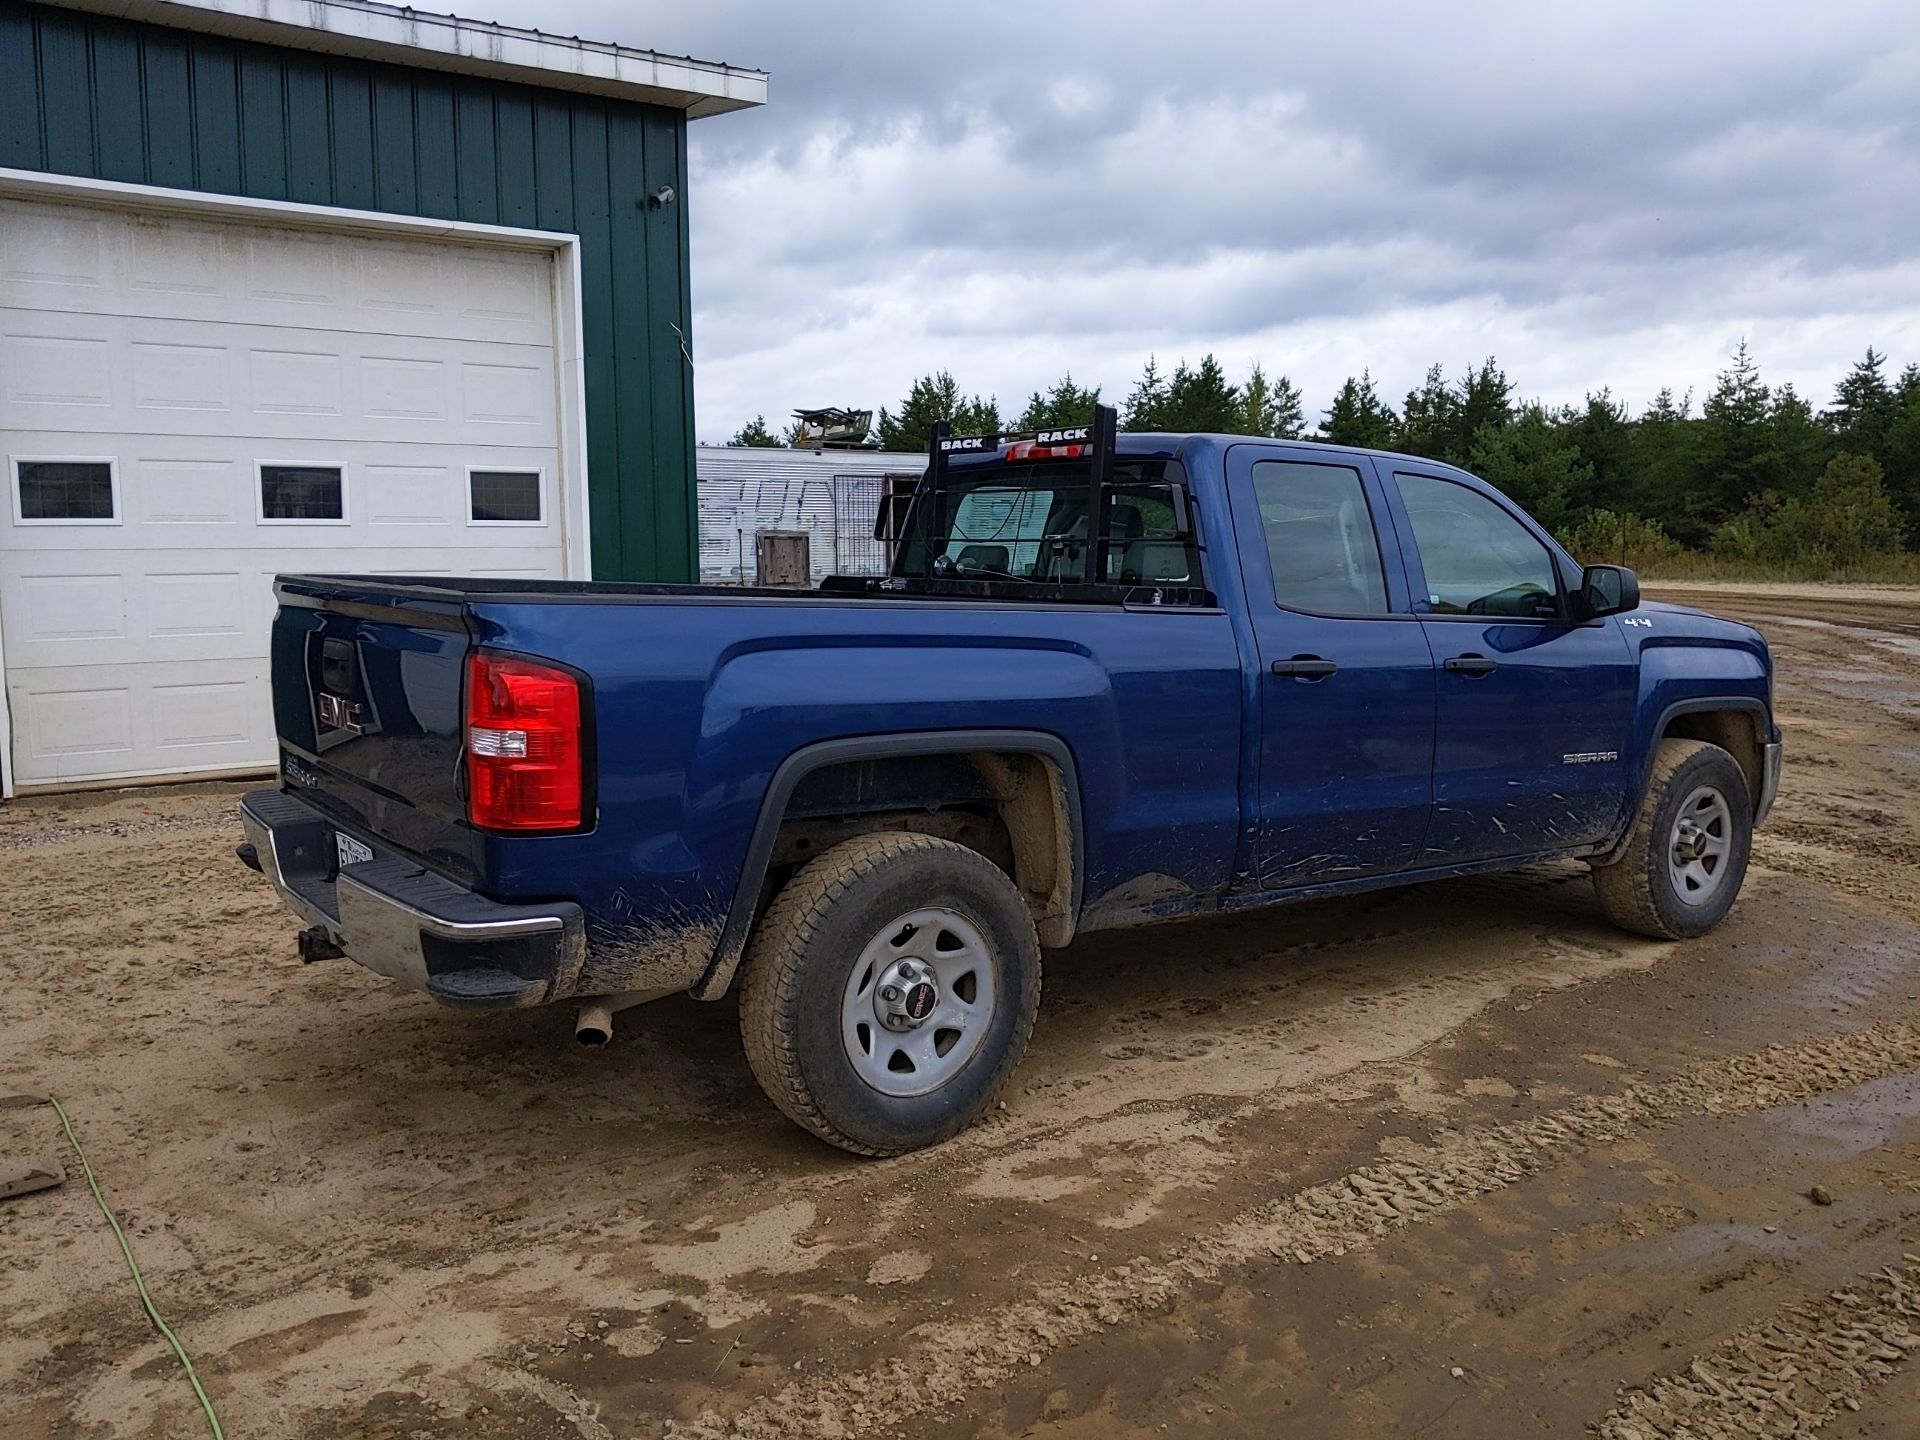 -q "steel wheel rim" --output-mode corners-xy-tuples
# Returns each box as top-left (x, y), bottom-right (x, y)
(840, 907), (997, 1098)
(1667, 784), (1734, 906)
